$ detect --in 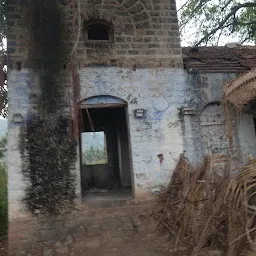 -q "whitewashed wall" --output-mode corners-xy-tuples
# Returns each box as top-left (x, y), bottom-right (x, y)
(79, 67), (186, 198)
(237, 113), (256, 161)
(8, 69), (34, 220)
(7, 67), (187, 220)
